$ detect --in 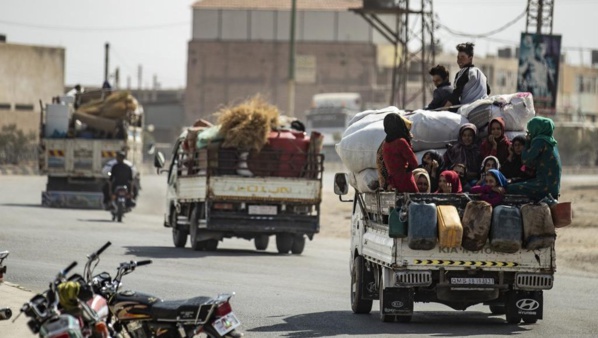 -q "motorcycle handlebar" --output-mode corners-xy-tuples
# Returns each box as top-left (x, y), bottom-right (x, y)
(62, 261), (78, 276)
(96, 241), (112, 256)
(136, 260), (152, 266)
